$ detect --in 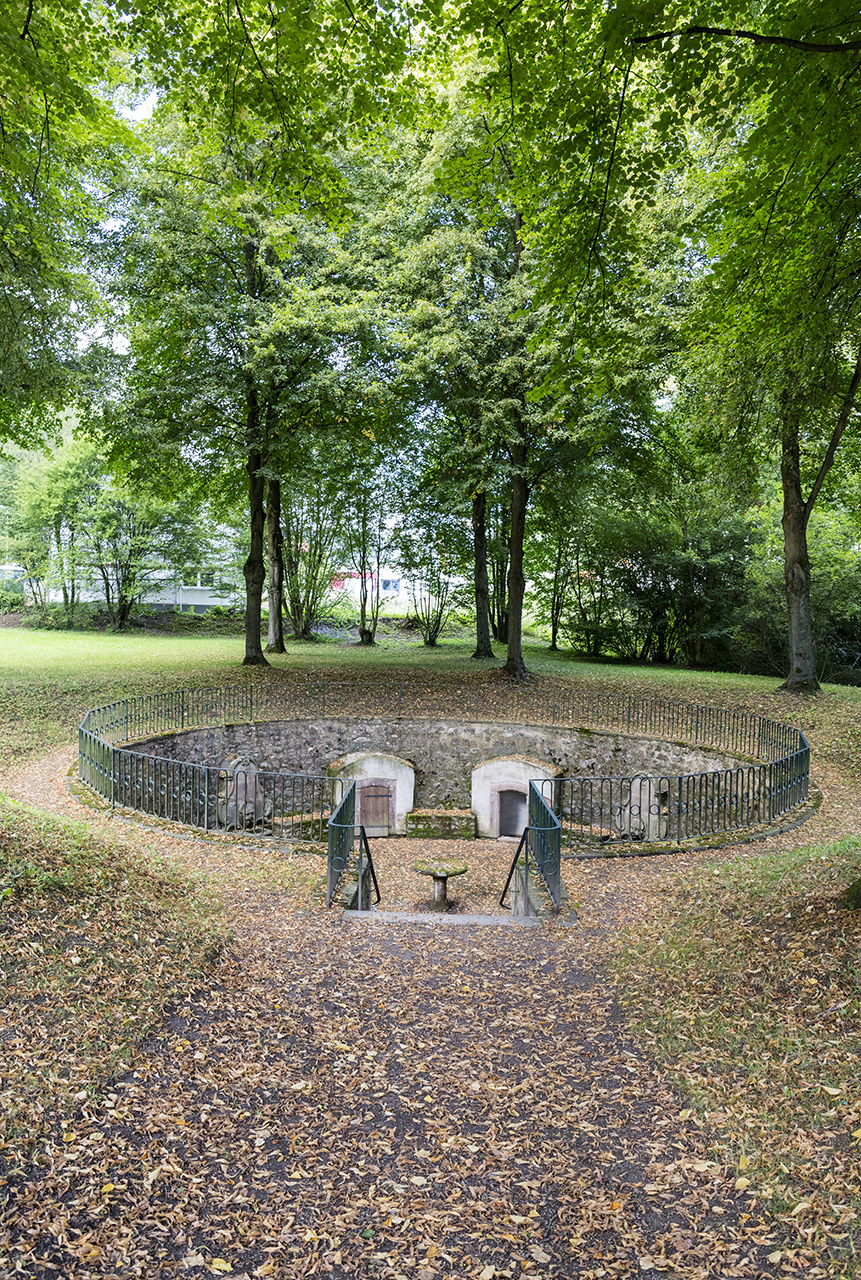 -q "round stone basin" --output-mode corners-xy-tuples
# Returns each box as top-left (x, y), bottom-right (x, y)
(412, 859), (468, 910)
